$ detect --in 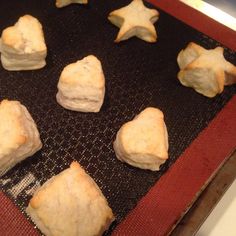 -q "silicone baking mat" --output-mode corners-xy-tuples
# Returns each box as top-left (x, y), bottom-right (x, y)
(0, 0), (235, 235)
